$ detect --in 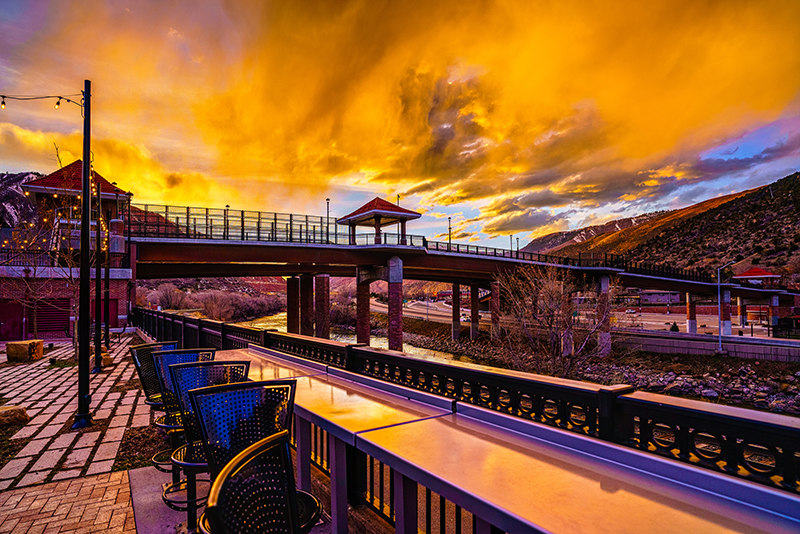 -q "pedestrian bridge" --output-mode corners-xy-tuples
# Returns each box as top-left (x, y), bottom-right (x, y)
(124, 202), (797, 352)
